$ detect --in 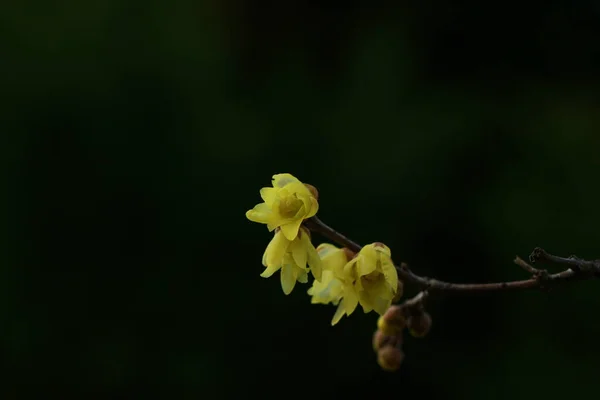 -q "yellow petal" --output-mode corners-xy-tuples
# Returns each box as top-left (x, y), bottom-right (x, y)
(290, 237), (307, 269)
(283, 182), (311, 198)
(307, 196), (319, 218)
(356, 255), (376, 277)
(308, 270), (338, 304)
(303, 234), (322, 281)
(317, 243), (339, 258)
(264, 231), (289, 267)
(373, 297), (391, 315)
(381, 260), (398, 291)
(331, 302), (346, 326)
(297, 268), (308, 284)
(280, 218), (303, 241)
(272, 173), (300, 188)
(291, 203), (307, 221)
(260, 265), (281, 278)
(342, 286), (359, 316)
(358, 291), (373, 313)
(280, 263), (296, 295)
(245, 203), (272, 224)
(374, 243), (392, 257)
(259, 187), (277, 207)
(342, 258), (359, 281)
